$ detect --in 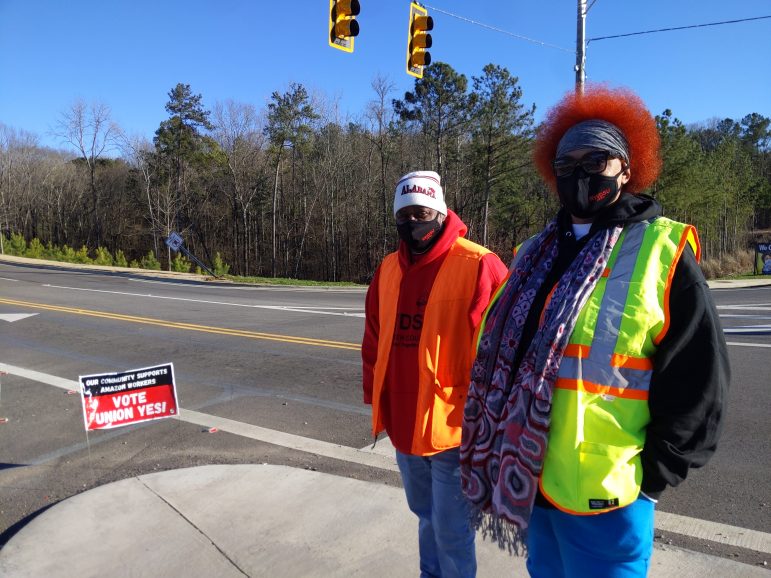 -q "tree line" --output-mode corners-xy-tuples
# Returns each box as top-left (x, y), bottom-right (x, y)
(1, 62), (769, 282)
